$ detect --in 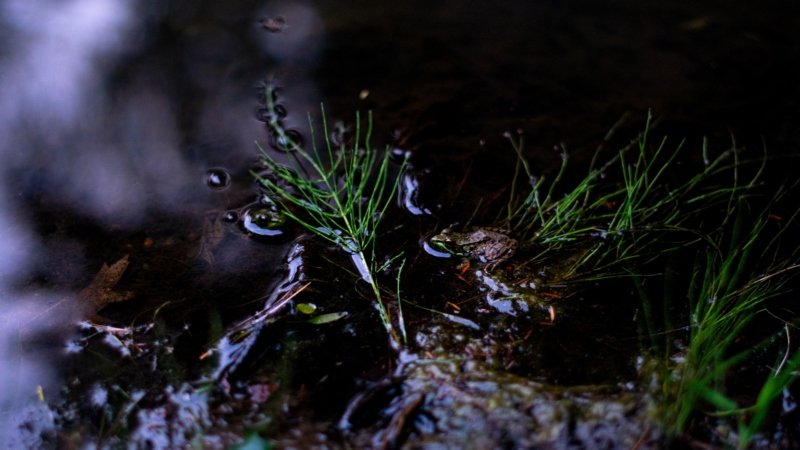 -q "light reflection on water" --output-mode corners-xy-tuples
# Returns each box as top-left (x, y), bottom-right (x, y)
(0, 0), (144, 223)
(0, 0), (140, 440)
(0, 0), (326, 444)
(0, 292), (80, 444)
